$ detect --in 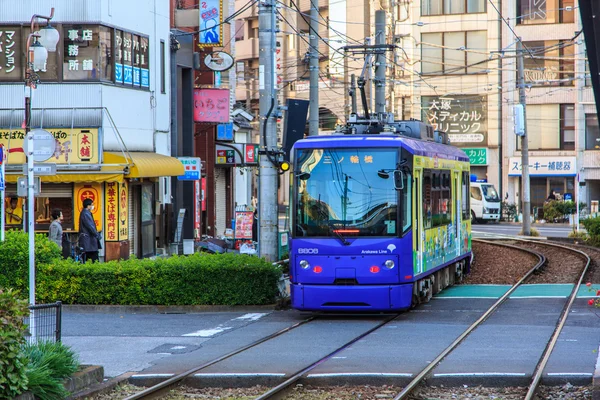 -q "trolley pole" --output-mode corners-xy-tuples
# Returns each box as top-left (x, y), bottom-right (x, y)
(258, 0), (279, 261)
(308, 0), (319, 136)
(516, 40), (531, 236)
(374, 10), (386, 116)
